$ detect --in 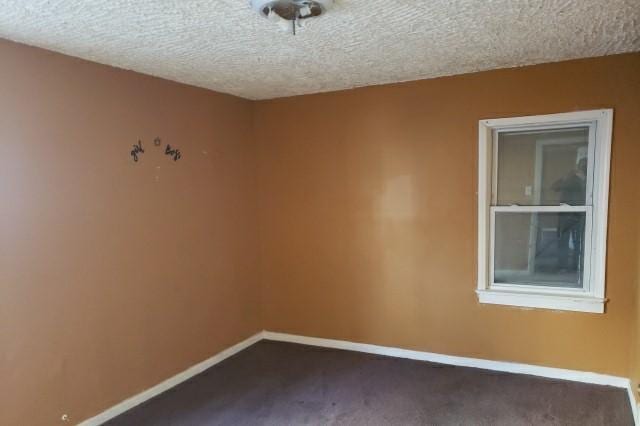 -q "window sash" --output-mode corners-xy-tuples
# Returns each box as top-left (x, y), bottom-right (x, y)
(491, 122), (597, 207)
(488, 122), (596, 294)
(489, 205), (593, 293)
